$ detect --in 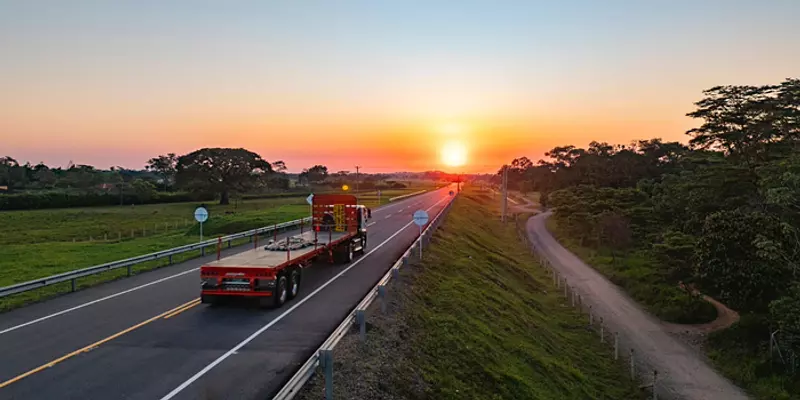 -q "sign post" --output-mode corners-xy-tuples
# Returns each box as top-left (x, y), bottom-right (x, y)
(194, 206), (209, 241)
(412, 210), (429, 259)
(306, 193), (314, 223)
